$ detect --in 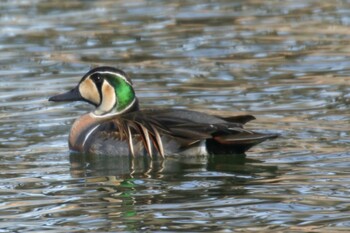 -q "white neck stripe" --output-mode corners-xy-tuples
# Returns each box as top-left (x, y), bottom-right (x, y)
(82, 124), (100, 147)
(91, 98), (136, 119)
